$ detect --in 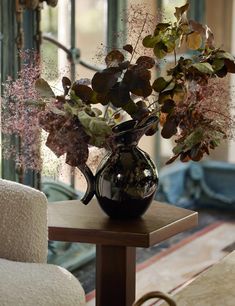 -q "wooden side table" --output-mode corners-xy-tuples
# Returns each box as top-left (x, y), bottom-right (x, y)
(48, 199), (198, 306)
